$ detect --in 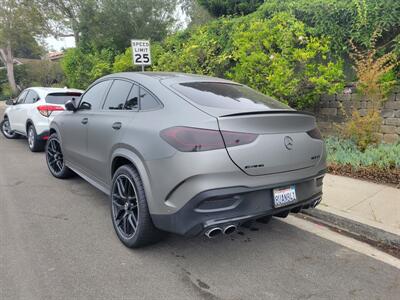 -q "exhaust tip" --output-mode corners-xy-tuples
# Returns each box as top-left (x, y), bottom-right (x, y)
(312, 198), (321, 208)
(205, 227), (222, 238)
(223, 225), (237, 235)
